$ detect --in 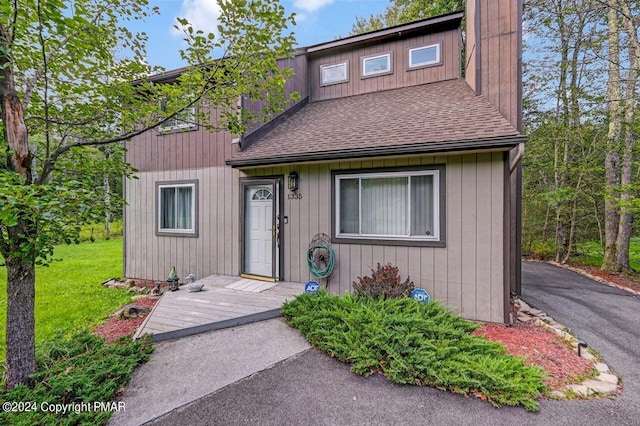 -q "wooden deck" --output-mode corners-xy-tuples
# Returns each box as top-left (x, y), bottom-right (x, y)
(134, 275), (304, 342)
